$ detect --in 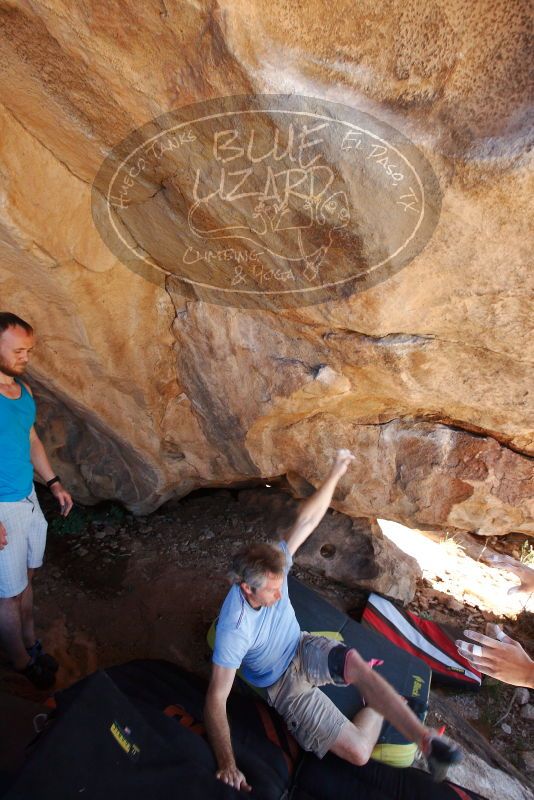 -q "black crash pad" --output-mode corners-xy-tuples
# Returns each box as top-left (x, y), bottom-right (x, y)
(288, 577), (431, 747)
